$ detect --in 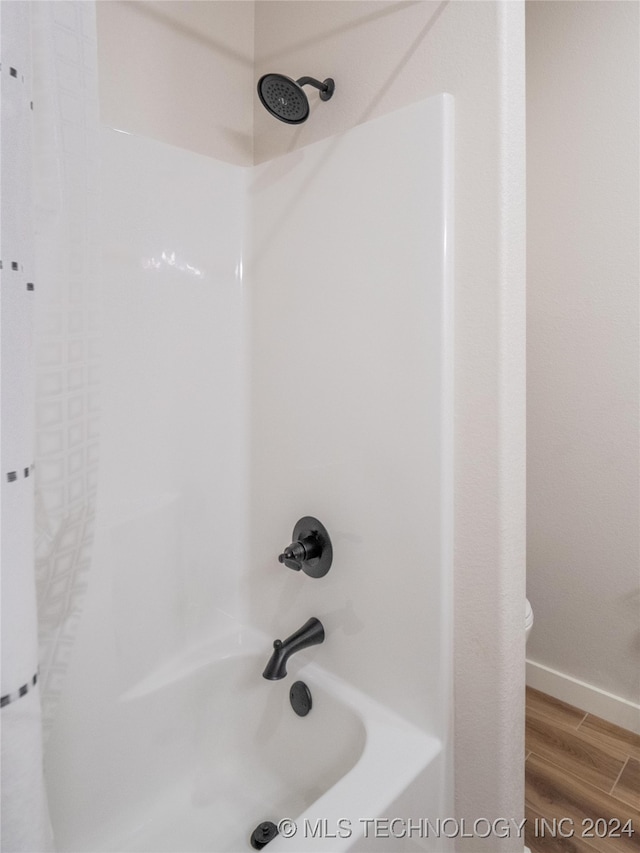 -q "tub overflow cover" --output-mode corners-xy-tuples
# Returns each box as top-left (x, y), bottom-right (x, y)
(290, 680), (312, 716)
